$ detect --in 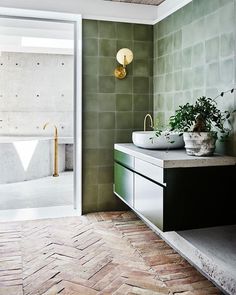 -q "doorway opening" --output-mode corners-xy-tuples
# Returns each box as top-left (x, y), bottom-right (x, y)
(0, 8), (82, 221)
